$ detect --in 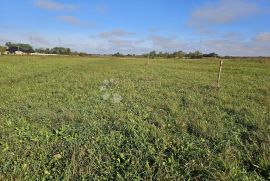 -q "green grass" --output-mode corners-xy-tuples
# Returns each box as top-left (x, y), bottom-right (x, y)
(0, 56), (269, 180)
